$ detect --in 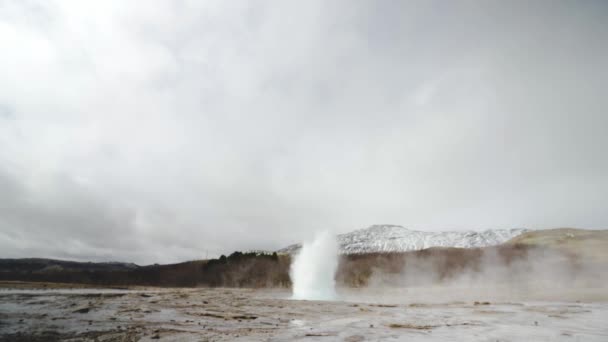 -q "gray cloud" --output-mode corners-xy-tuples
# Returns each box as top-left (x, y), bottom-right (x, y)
(0, 0), (607, 264)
